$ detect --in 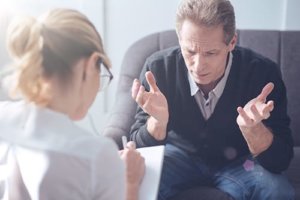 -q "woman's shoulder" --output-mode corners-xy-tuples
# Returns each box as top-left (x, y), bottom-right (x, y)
(0, 100), (25, 111)
(0, 100), (29, 126)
